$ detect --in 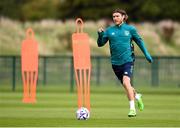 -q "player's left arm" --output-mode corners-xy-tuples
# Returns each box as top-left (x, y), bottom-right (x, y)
(131, 26), (153, 63)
